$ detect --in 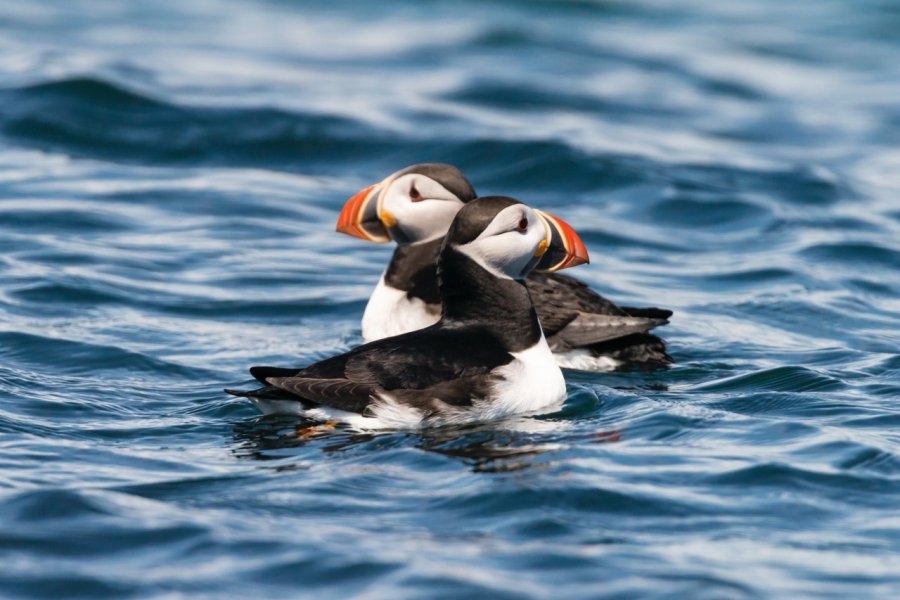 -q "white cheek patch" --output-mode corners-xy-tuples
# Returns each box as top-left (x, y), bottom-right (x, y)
(380, 174), (465, 243)
(455, 234), (532, 280)
(454, 206), (546, 279)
